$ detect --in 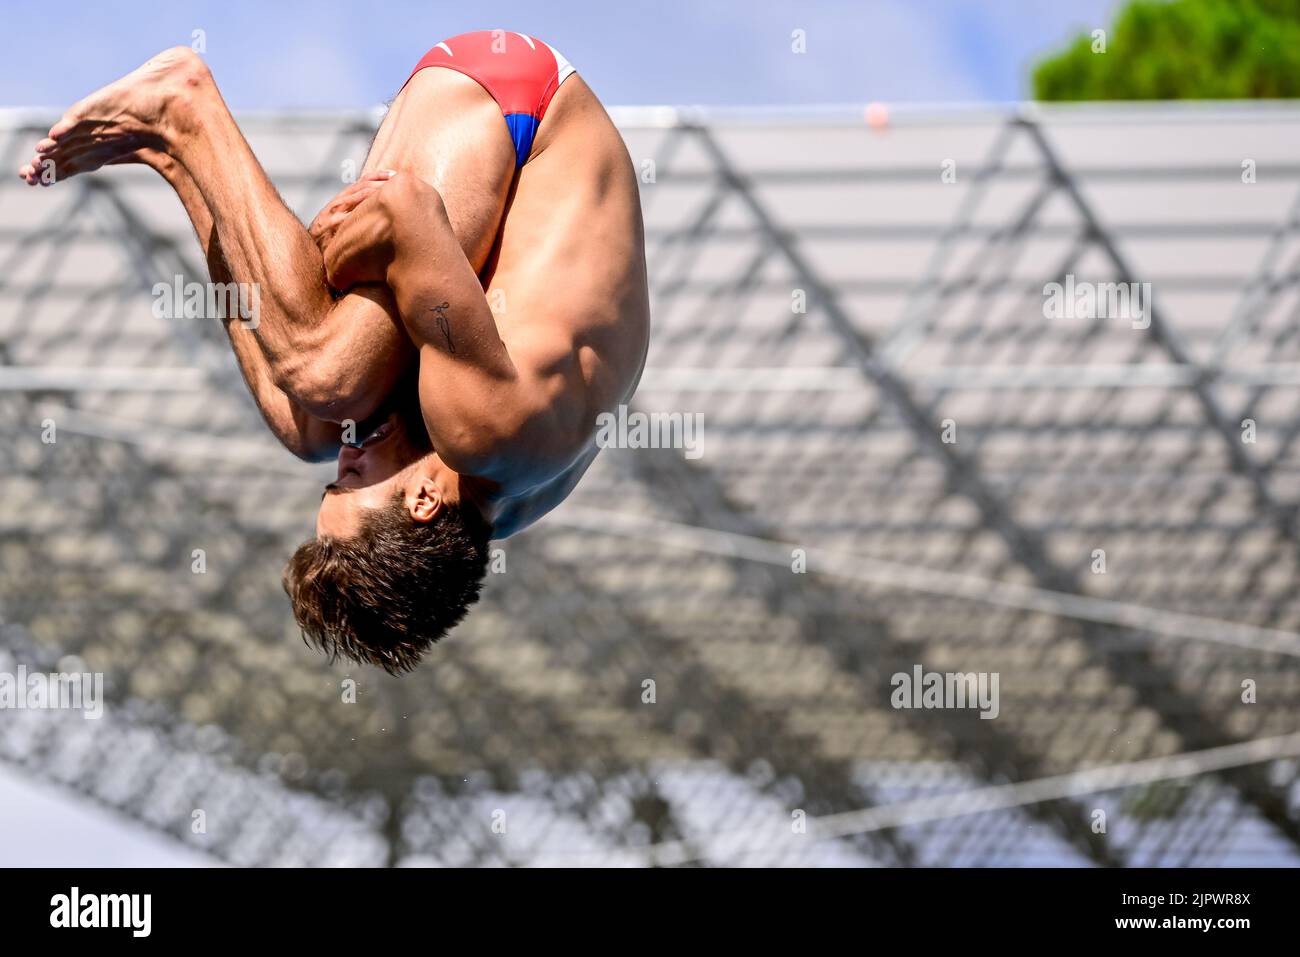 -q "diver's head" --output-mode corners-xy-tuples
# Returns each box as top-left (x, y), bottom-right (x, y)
(284, 412), (492, 674)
